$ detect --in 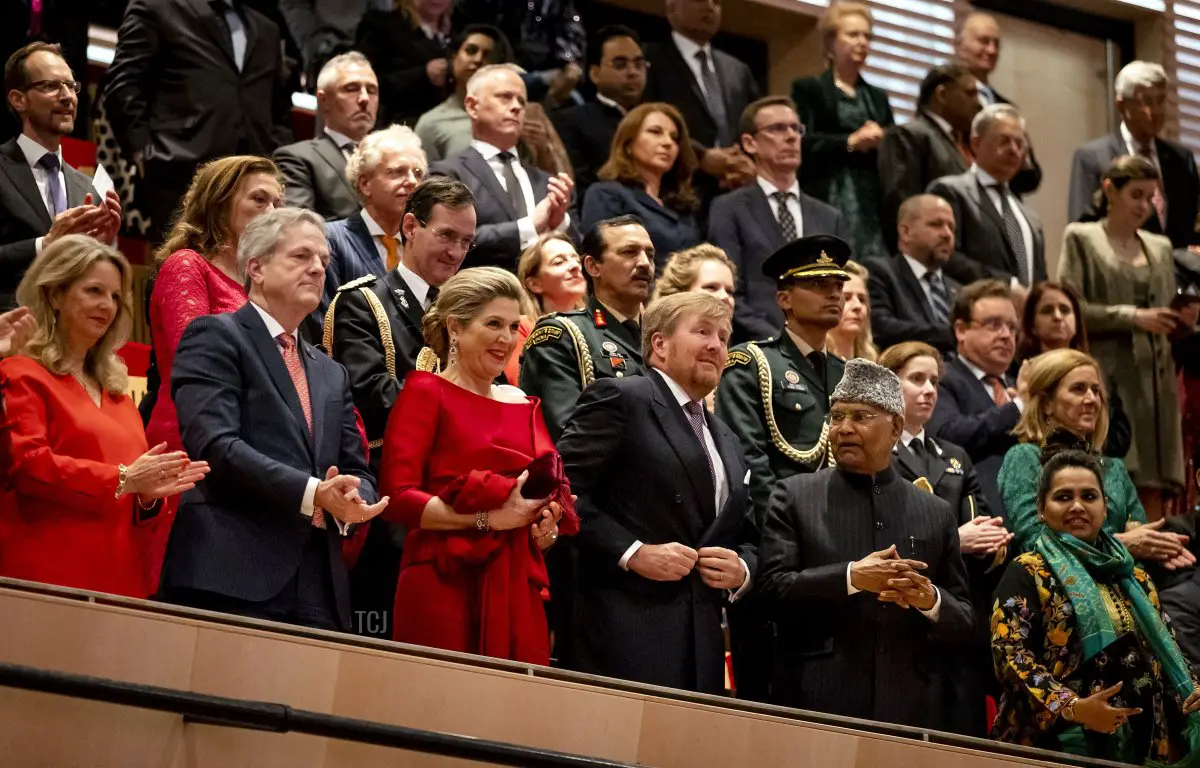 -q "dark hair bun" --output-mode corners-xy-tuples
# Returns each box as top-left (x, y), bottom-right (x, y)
(1040, 428), (1093, 466)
